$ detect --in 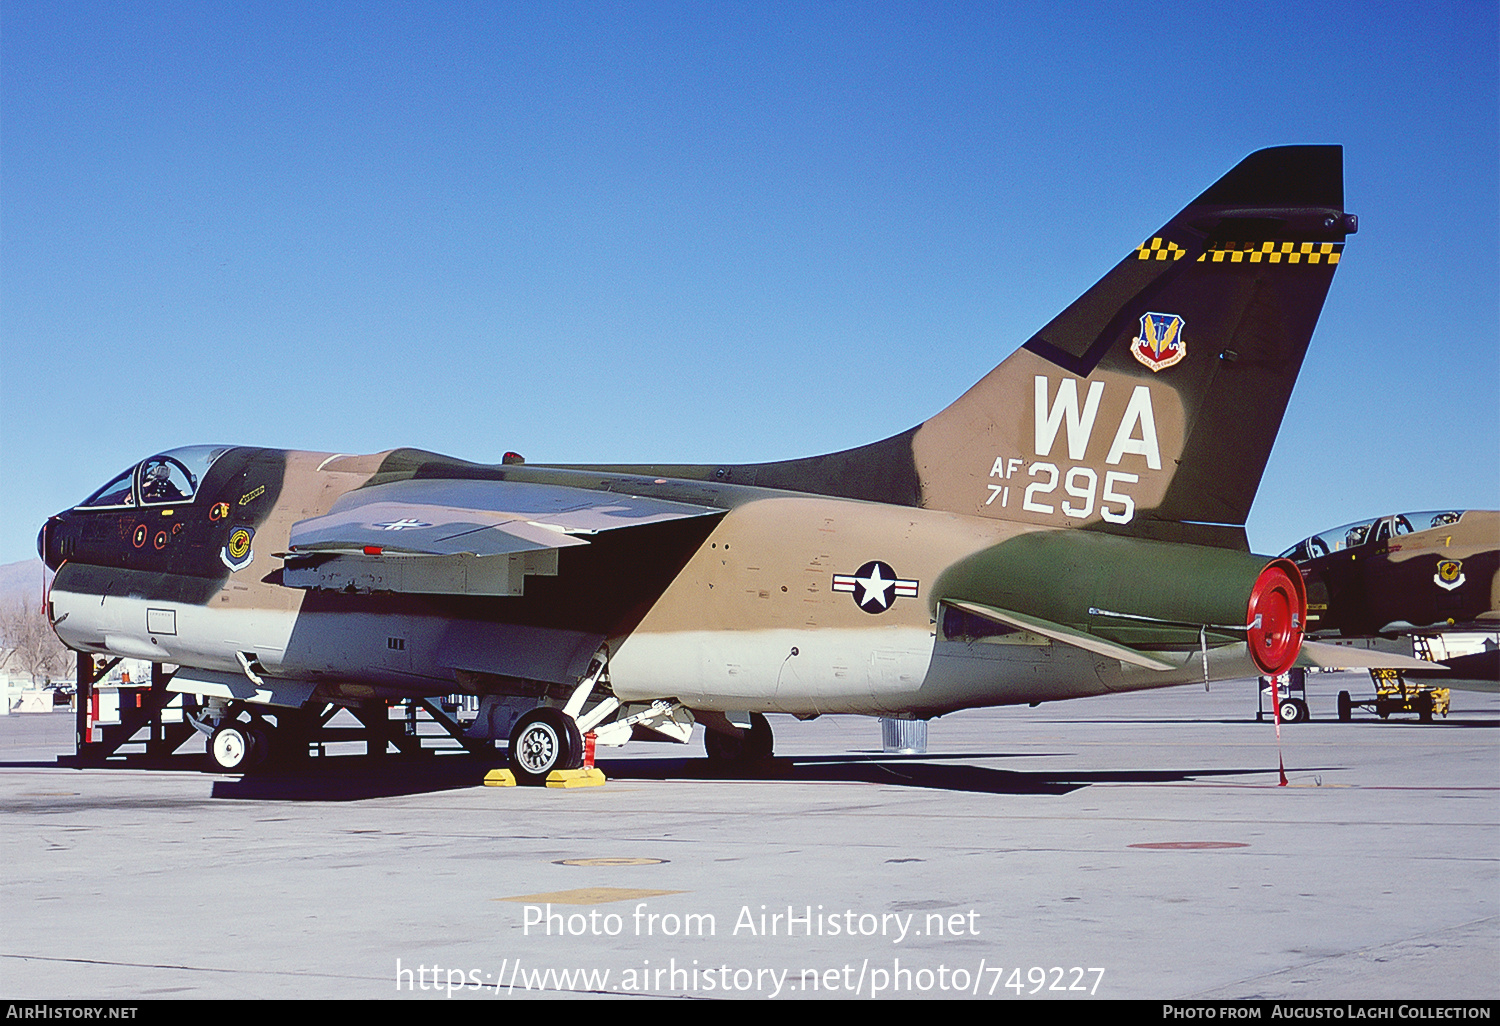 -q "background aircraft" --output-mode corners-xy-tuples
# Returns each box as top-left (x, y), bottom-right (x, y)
(1278, 508), (1499, 700)
(41, 146), (1382, 780)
